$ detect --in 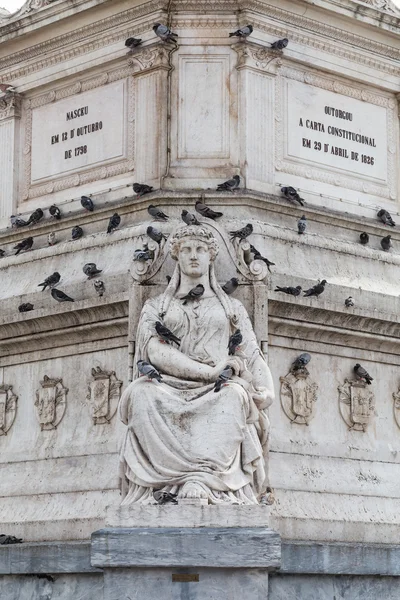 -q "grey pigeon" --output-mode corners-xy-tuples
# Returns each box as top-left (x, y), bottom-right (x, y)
(48, 232), (57, 246)
(359, 232), (369, 245)
(153, 23), (178, 42)
(107, 212), (121, 234)
(195, 199), (223, 220)
(14, 236), (33, 255)
(345, 296), (354, 308)
(222, 277), (239, 295)
(377, 209), (395, 227)
(274, 285), (302, 296)
(354, 363), (373, 385)
(0, 535), (22, 545)
(381, 235), (391, 251)
(11, 215), (27, 228)
(303, 279), (327, 297)
(291, 353), (311, 372)
(137, 360), (163, 382)
(94, 280), (105, 297)
(154, 491), (177, 504)
(18, 303), (34, 313)
(181, 209), (200, 226)
(51, 288), (74, 303)
(0, 249), (5, 257)
(49, 204), (61, 220)
(155, 321), (181, 346)
(181, 284), (204, 305)
(271, 38), (288, 49)
(147, 226), (167, 244)
(281, 186), (304, 206)
(134, 183), (154, 197)
(38, 271), (61, 291)
(125, 37), (142, 49)
(228, 329), (243, 355)
(217, 174), (240, 192)
(230, 223), (253, 241)
(81, 196), (94, 211)
(250, 244), (275, 272)
(214, 365), (234, 392)
(229, 25), (253, 37)
(83, 263), (102, 278)
(298, 215), (307, 234)
(27, 208), (44, 226)
(71, 225), (83, 240)
(134, 249), (153, 261)
(147, 204), (168, 221)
